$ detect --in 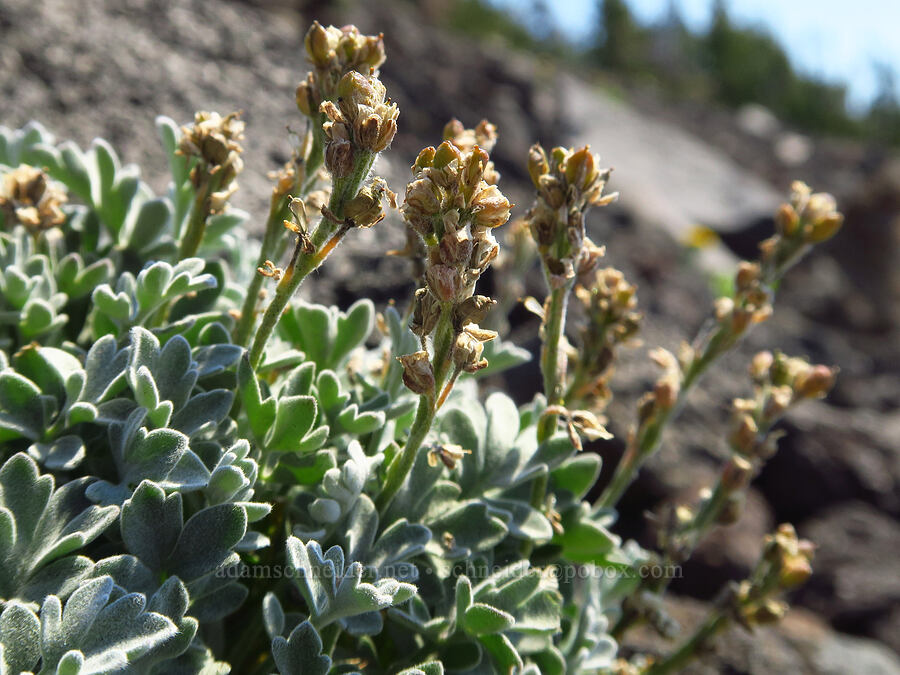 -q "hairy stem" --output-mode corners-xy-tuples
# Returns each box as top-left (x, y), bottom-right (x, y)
(233, 199), (289, 346)
(376, 393), (435, 514)
(536, 283), (572, 443)
(177, 172), (221, 260)
(248, 151), (374, 369)
(377, 307), (455, 514)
